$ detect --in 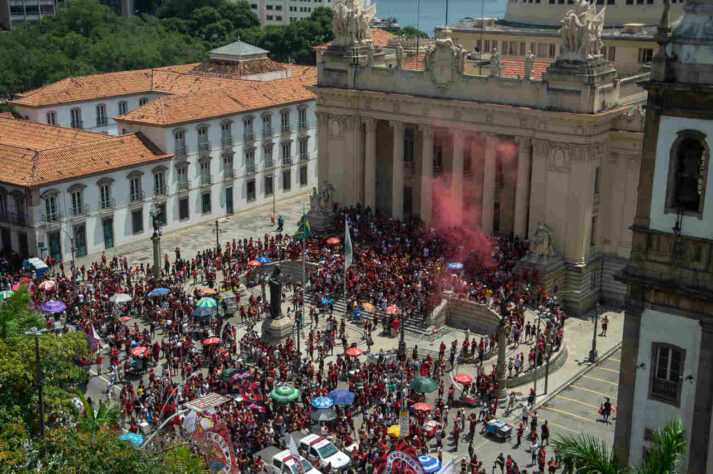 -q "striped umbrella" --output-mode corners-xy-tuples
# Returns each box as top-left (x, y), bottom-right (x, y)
(110, 293), (131, 304)
(362, 302), (376, 312)
(203, 337), (221, 346)
(385, 305), (402, 315)
(38, 280), (56, 291)
(270, 385), (300, 404)
(196, 297), (217, 308)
